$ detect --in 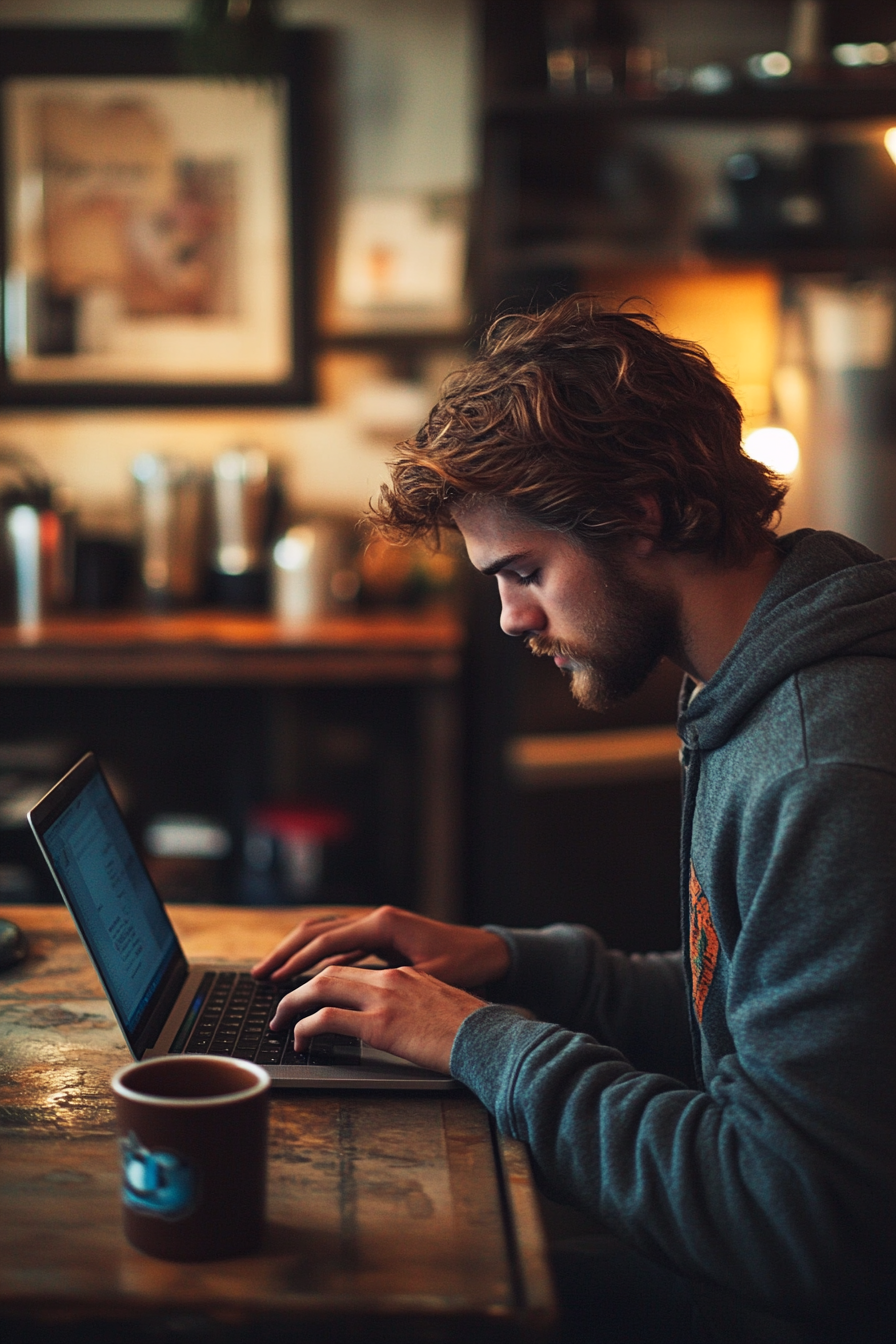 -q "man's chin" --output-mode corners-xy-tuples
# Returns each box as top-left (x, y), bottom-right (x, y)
(568, 657), (659, 712)
(568, 663), (610, 713)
